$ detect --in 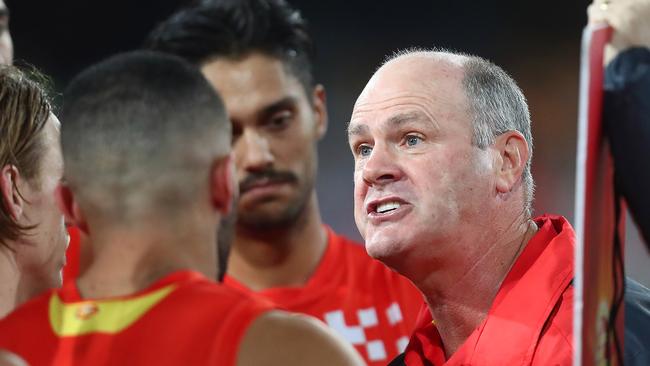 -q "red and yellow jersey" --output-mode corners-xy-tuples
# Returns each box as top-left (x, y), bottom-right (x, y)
(0, 271), (273, 366)
(224, 226), (424, 365)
